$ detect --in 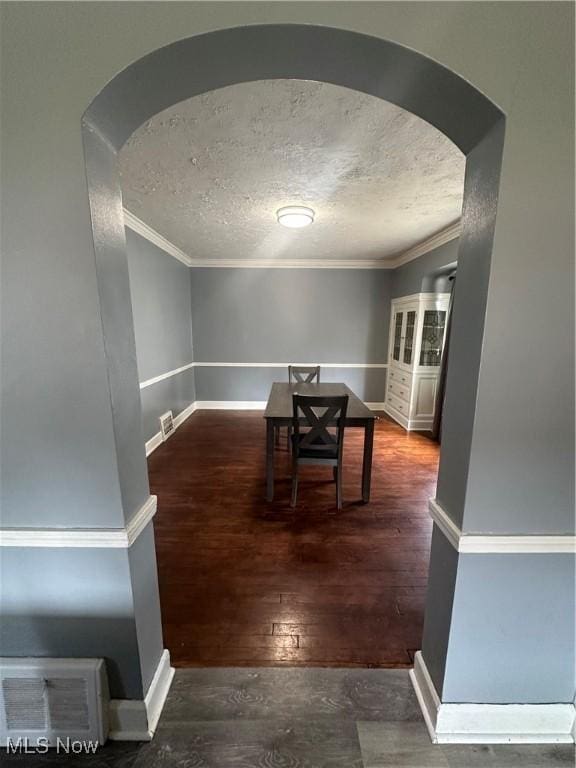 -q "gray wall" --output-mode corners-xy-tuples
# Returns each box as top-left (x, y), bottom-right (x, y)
(133, 244), (455, 406)
(391, 237), (459, 298)
(195, 364), (387, 403)
(126, 228), (195, 441)
(1, 2), (573, 711)
(0, 547), (144, 699)
(190, 267), (391, 402)
(443, 553), (575, 703)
